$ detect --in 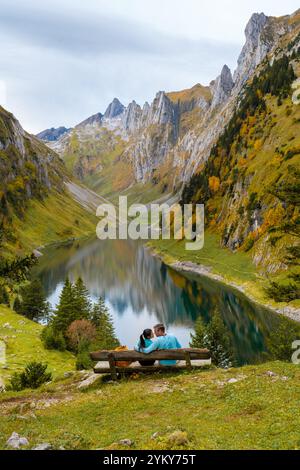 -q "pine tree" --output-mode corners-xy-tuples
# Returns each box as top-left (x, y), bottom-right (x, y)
(18, 279), (49, 322)
(91, 297), (119, 350)
(74, 277), (91, 319)
(190, 309), (235, 369)
(52, 278), (80, 334)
